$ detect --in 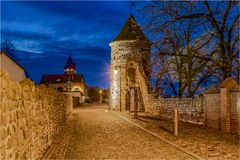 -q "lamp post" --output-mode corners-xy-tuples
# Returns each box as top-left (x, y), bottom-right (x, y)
(99, 90), (103, 103)
(113, 66), (121, 112)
